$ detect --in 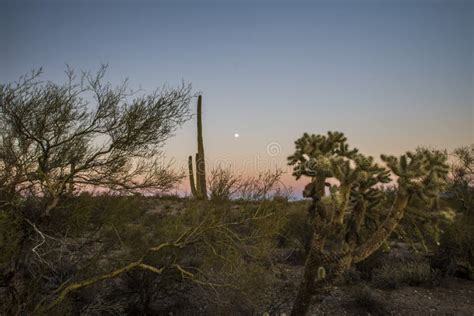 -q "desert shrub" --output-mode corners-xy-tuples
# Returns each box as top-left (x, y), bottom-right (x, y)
(432, 214), (474, 279)
(19, 196), (284, 314)
(207, 167), (288, 202)
(271, 184), (294, 202)
(276, 201), (309, 250)
(0, 195), (160, 313)
(350, 285), (389, 315)
(371, 258), (435, 289)
(238, 169), (283, 200)
(154, 193), (184, 201)
(51, 194), (145, 233)
(448, 145), (474, 215)
(208, 166), (241, 201)
(135, 199), (285, 313)
(429, 145), (474, 279)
